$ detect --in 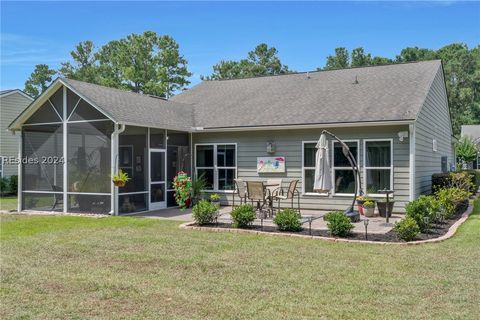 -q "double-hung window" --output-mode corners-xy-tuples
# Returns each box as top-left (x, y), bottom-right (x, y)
(195, 144), (236, 191)
(364, 139), (393, 194)
(332, 140), (359, 195)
